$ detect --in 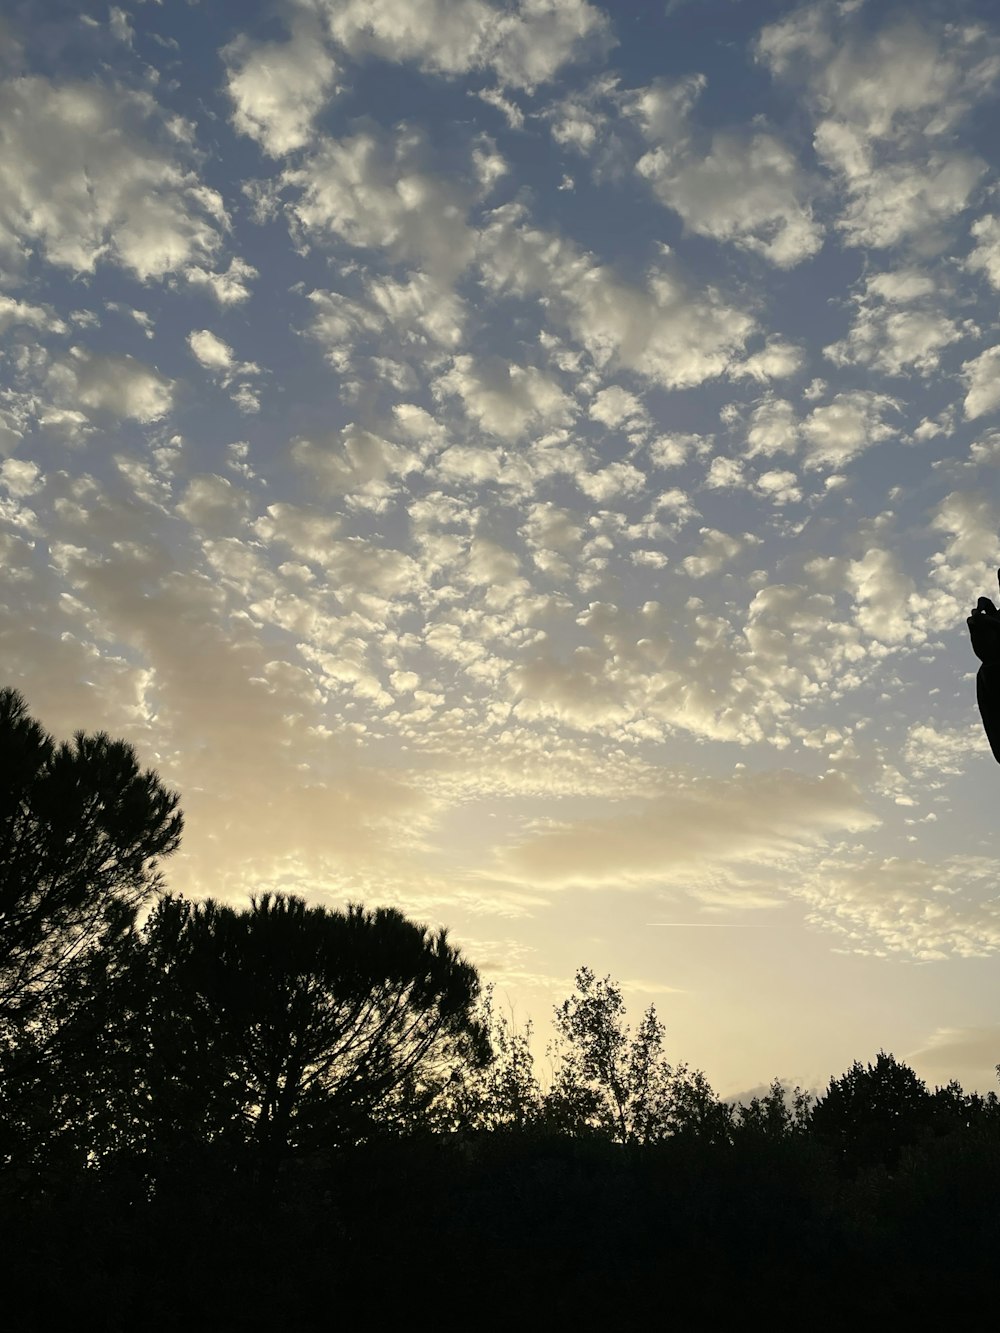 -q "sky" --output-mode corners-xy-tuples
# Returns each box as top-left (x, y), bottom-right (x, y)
(3, 0), (1000, 1101)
